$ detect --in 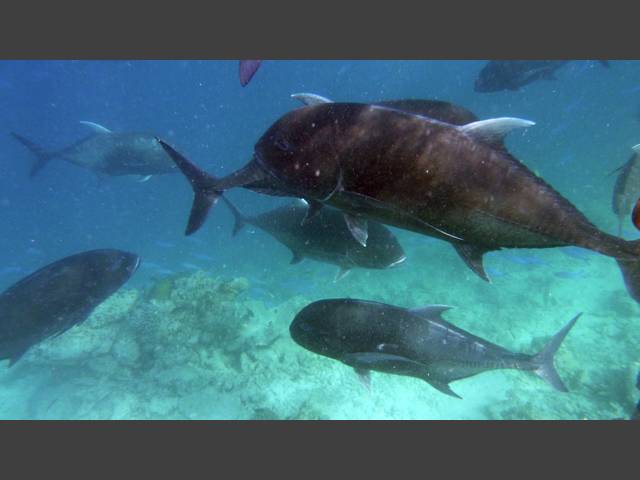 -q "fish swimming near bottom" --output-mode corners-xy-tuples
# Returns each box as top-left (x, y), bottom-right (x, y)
(221, 196), (406, 280)
(611, 144), (640, 236)
(290, 298), (580, 398)
(11, 121), (176, 180)
(0, 249), (140, 366)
